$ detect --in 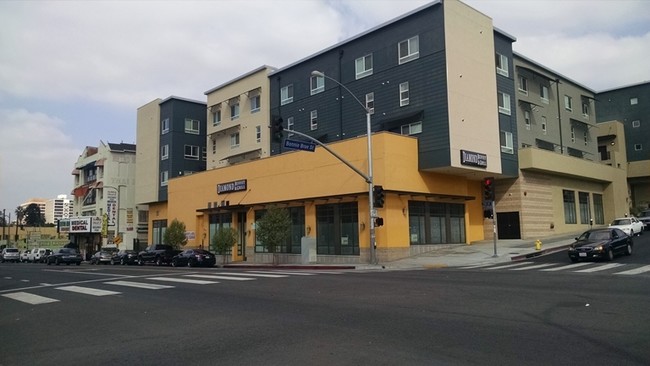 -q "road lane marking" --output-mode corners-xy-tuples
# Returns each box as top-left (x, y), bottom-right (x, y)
(574, 263), (624, 273)
(211, 272), (289, 278)
(458, 264), (497, 269)
(509, 263), (558, 271)
(484, 262), (534, 270)
(104, 281), (175, 289)
(185, 274), (255, 281)
(148, 277), (218, 285)
(56, 286), (121, 296)
(541, 262), (593, 271)
(247, 270), (317, 276)
(2, 292), (59, 305)
(614, 265), (650, 275)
